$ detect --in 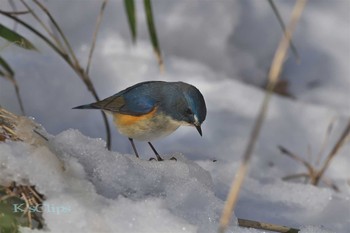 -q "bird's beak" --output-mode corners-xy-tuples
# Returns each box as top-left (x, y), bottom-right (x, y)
(195, 125), (202, 136)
